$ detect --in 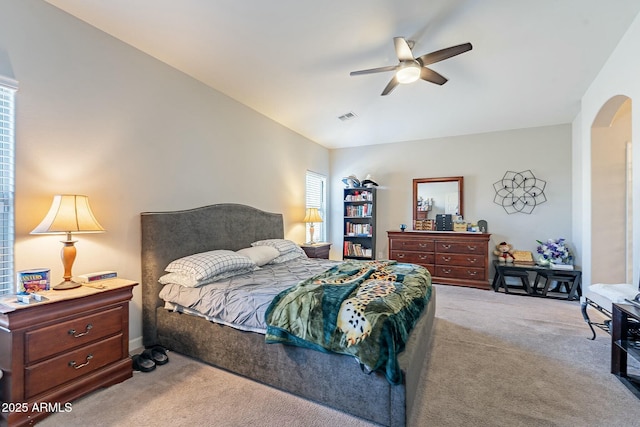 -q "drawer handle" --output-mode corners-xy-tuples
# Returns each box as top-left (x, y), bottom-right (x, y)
(69, 354), (93, 370)
(397, 253), (405, 258)
(468, 271), (478, 276)
(442, 268), (452, 274)
(419, 255), (428, 260)
(467, 245), (477, 251)
(442, 256), (451, 262)
(69, 323), (93, 338)
(467, 258), (477, 264)
(419, 243), (427, 248)
(441, 244), (452, 249)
